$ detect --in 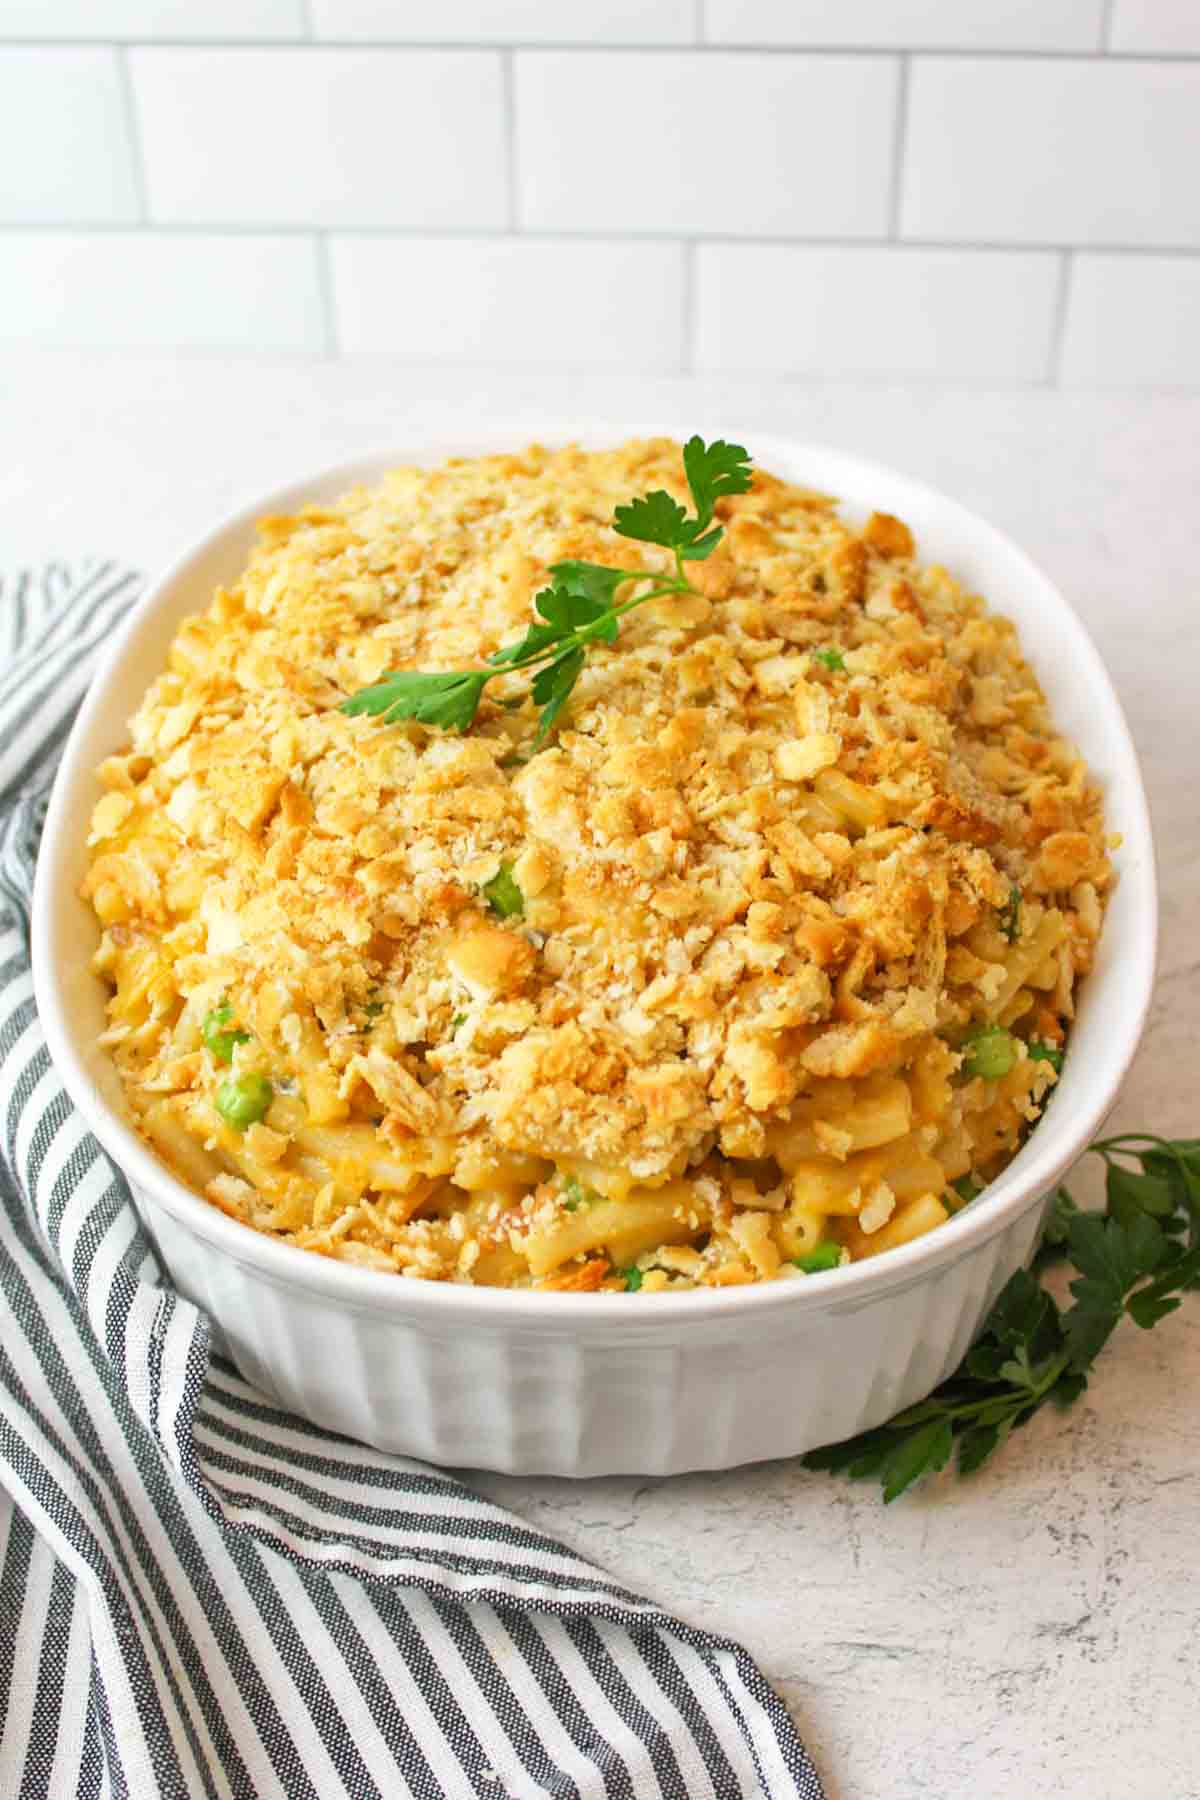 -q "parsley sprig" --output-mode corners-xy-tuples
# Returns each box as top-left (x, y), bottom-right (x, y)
(339, 436), (752, 750)
(803, 1134), (1200, 1503)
